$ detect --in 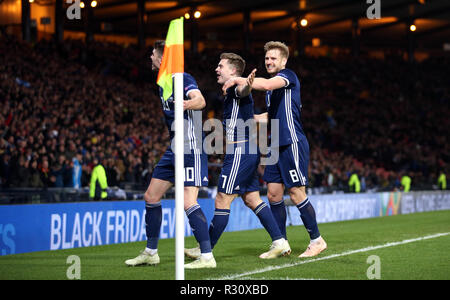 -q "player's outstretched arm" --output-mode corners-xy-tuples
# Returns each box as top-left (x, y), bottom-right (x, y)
(236, 68), (256, 98)
(222, 73), (286, 94)
(183, 90), (206, 110)
(251, 76), (286, 91)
